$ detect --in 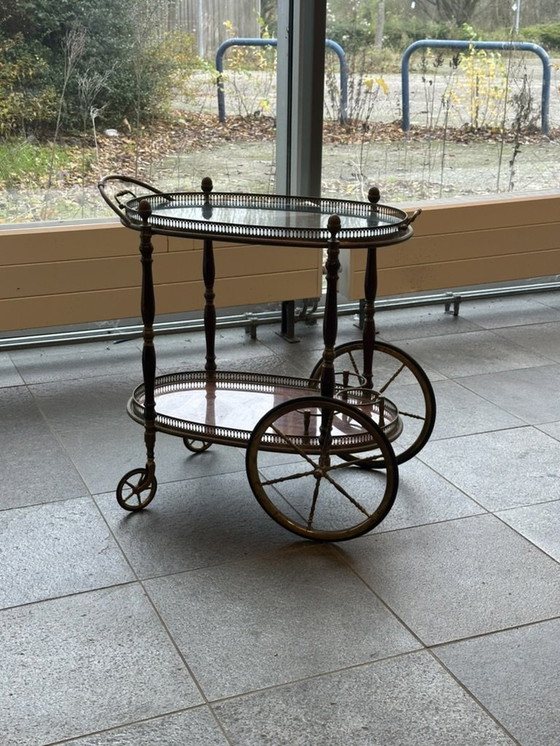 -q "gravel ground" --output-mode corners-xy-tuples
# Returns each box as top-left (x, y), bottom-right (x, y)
(3, 56), (560, 224)
(173, 59), (560, 203)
